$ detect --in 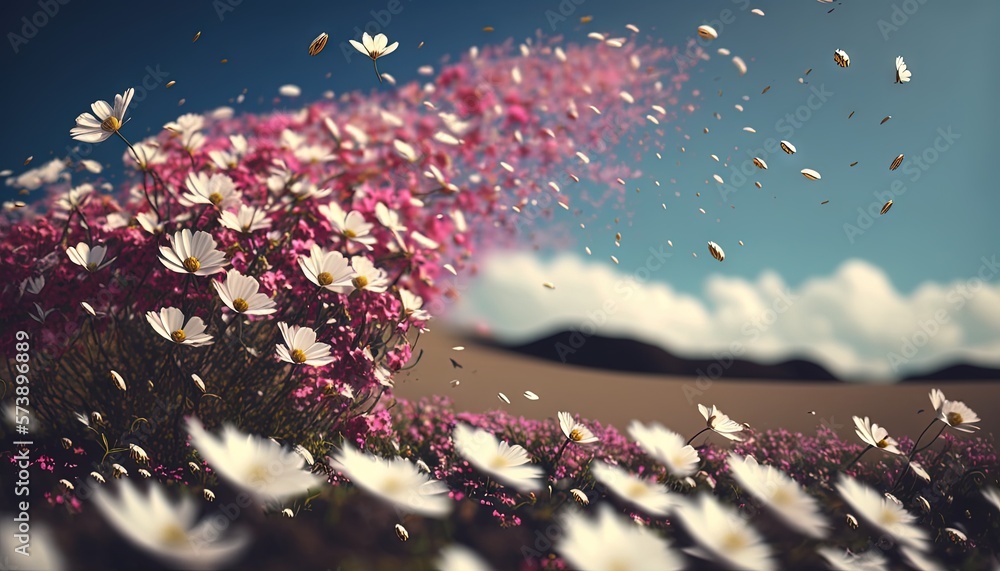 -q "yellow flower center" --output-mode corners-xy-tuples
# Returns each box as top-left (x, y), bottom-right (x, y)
(381, 476), (404, 495)
(182, 256), (201, 273)
(947, 412), (963, 426)
(344, 229), (357, 239)
(290, 348), (308, 363)
(101, 116), (121, 133)
(353, 275), (369, 290)
(707, 415), (718, 428)
(208, 192), (224, 205)
(569, 428), (585, 442)
(317, 271), (333, 286)
(232, 298), (249, 312)
(876, 438), (890, 449)
(246, 463), (272, 486)
(170, 329), (187, 343)
(86, 262), (98, 272)
(160, 524), (189, 547)
(626, 482), (649, 498)
(721, 531), (749, 551)
(771, 487), (793, 507)
(488, 456), (509, 470)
